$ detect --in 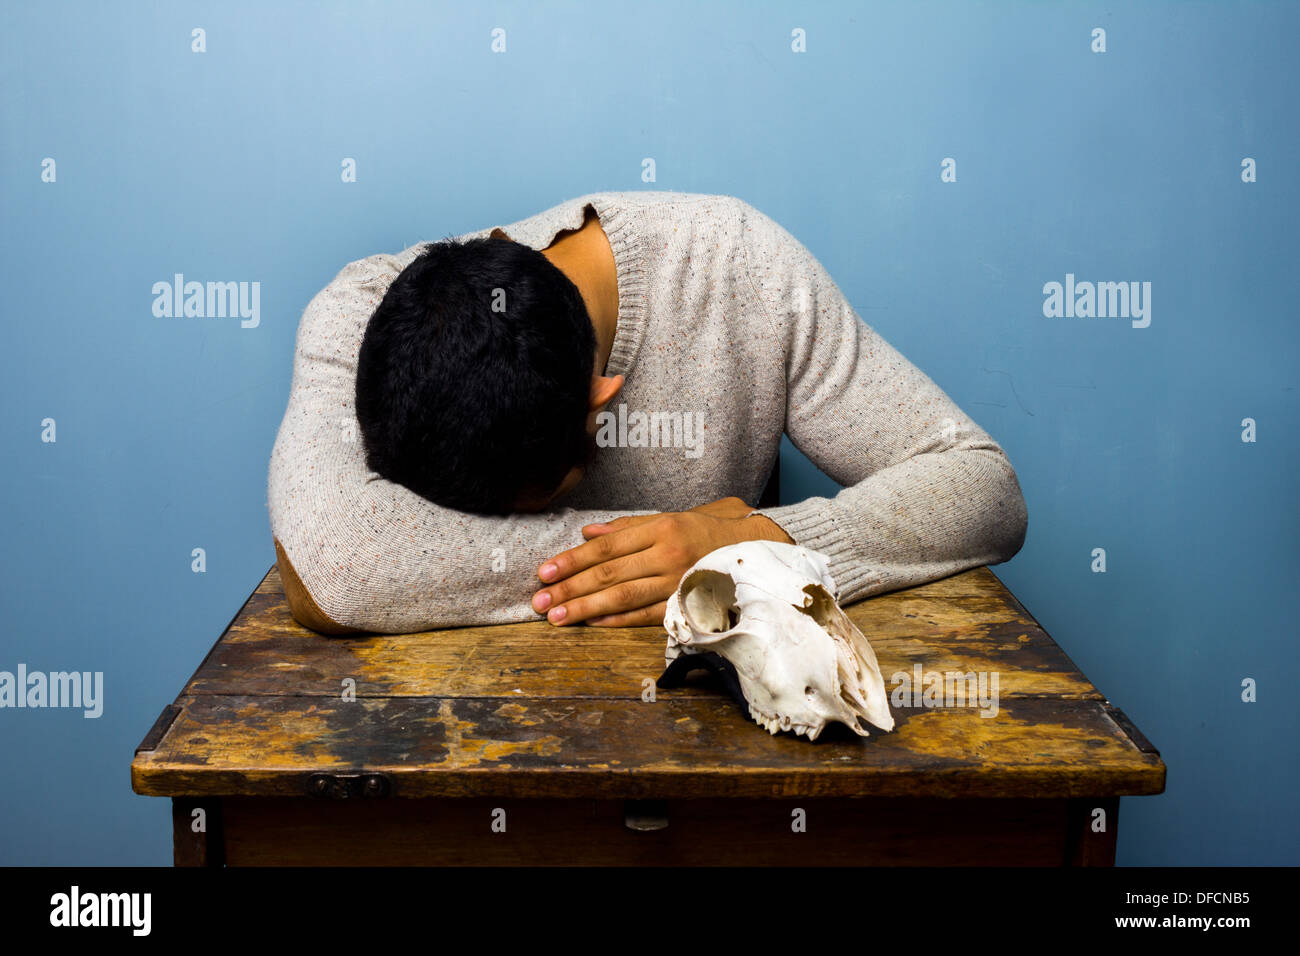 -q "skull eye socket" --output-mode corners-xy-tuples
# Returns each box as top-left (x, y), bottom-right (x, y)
(680, 569), (740, 634)
(799, 584), (837, 629)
